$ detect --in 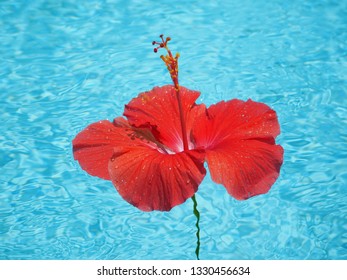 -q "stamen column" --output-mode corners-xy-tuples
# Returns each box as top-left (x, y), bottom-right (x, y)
(153, 35), (189, 151)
